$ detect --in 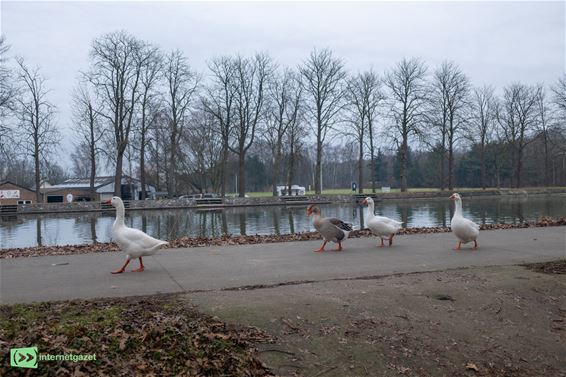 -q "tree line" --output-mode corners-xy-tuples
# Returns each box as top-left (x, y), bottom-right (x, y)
(1, 31), (565, 200)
